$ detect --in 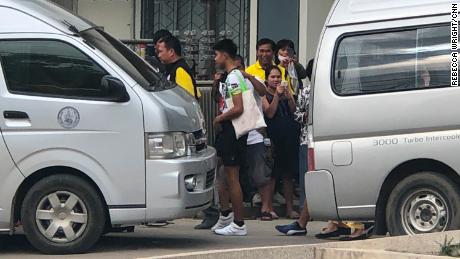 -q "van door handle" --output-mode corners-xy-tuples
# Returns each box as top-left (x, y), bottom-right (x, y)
(3, 111), (29, 119)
